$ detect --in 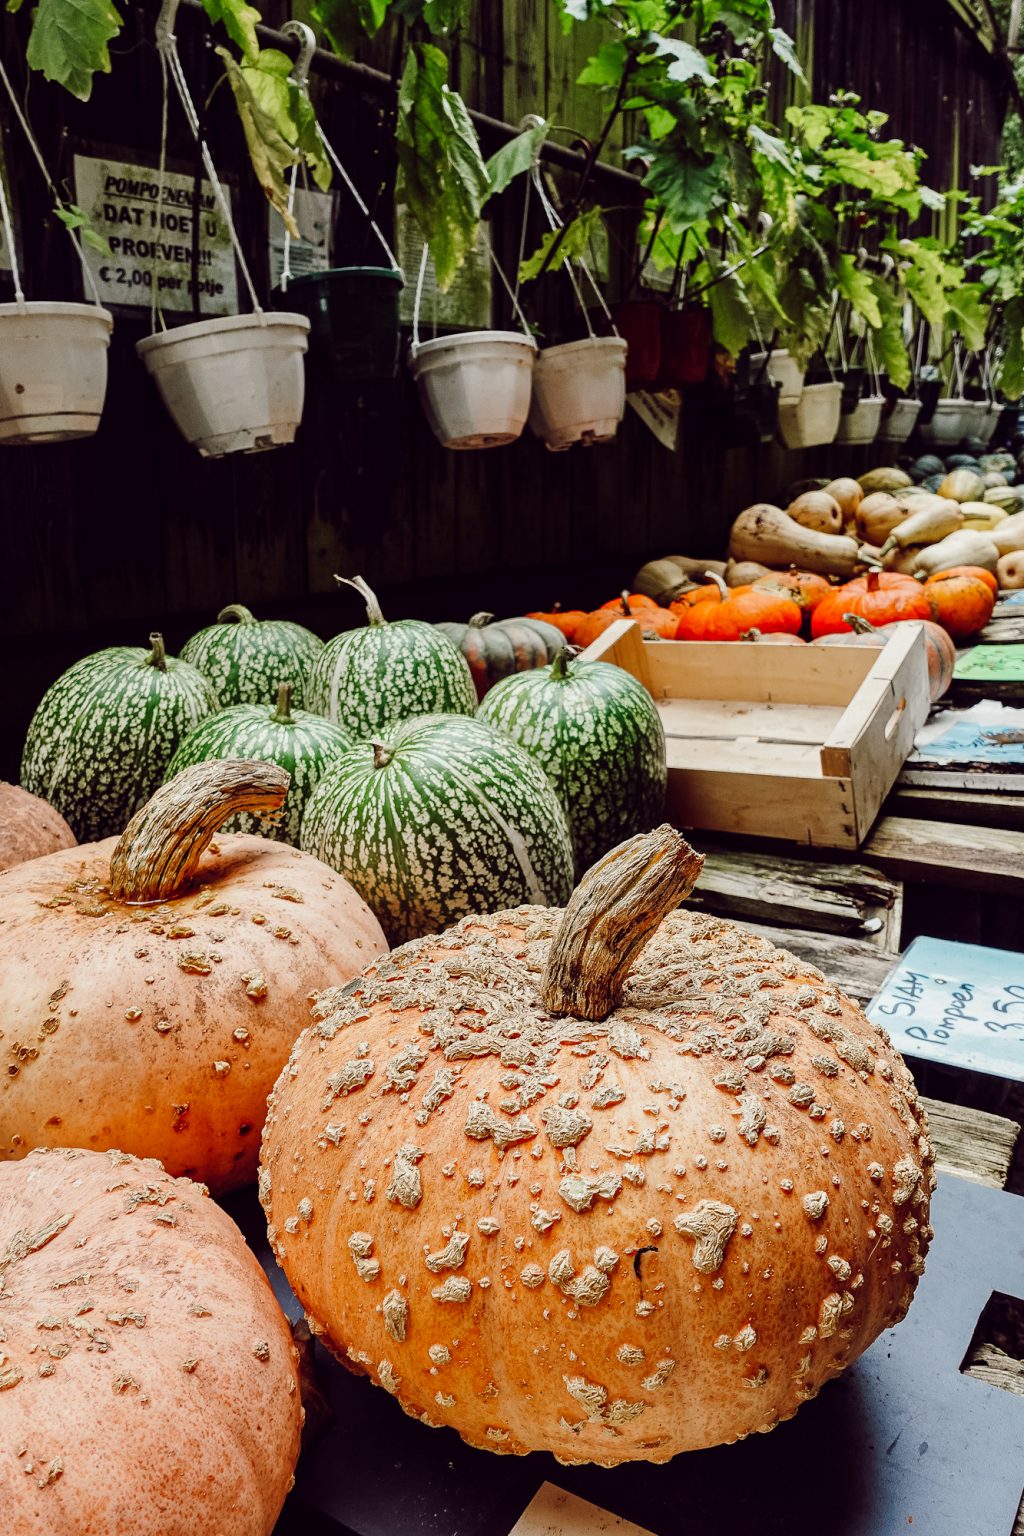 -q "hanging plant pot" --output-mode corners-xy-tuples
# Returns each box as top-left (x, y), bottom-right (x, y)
(878, 397), (922, 445)
(917, 400), (976, 448)
(657, 307), (711, 389)
(409, 330), (536, 450)
(724, 375), (780, 447)
(970, 400), (1002, 448)
(837, 366), (866, 415)
(137, 312), (310, 458)
(748, 347), (804, 404)
(835, 395), (884, 446)
(777, 380), (843, 449)
(0, 301), (113, 444)
(278, 266), (403, 384)
(529, 335), (627, 452)
(611, 300), (662, 391)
